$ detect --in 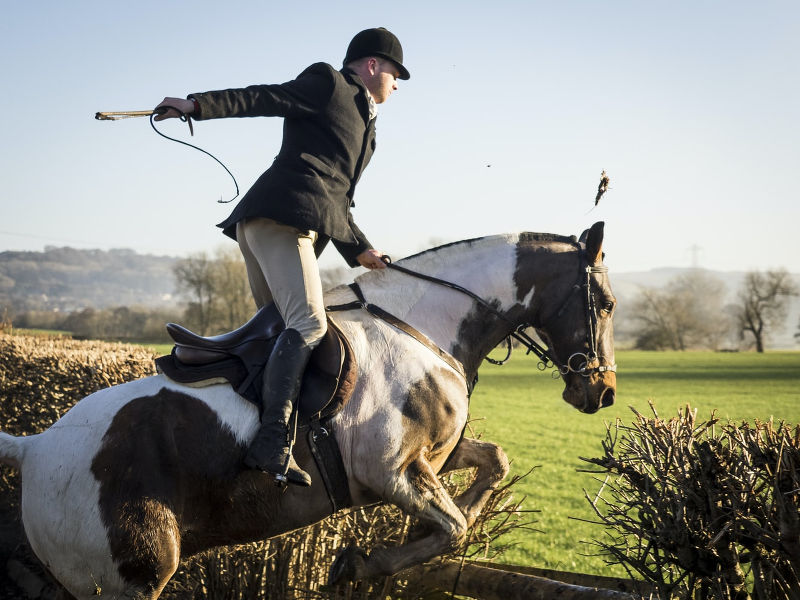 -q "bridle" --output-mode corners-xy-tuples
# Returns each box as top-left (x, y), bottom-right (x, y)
(378, 249), (616, 380)
(528, 257), (617, 379)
